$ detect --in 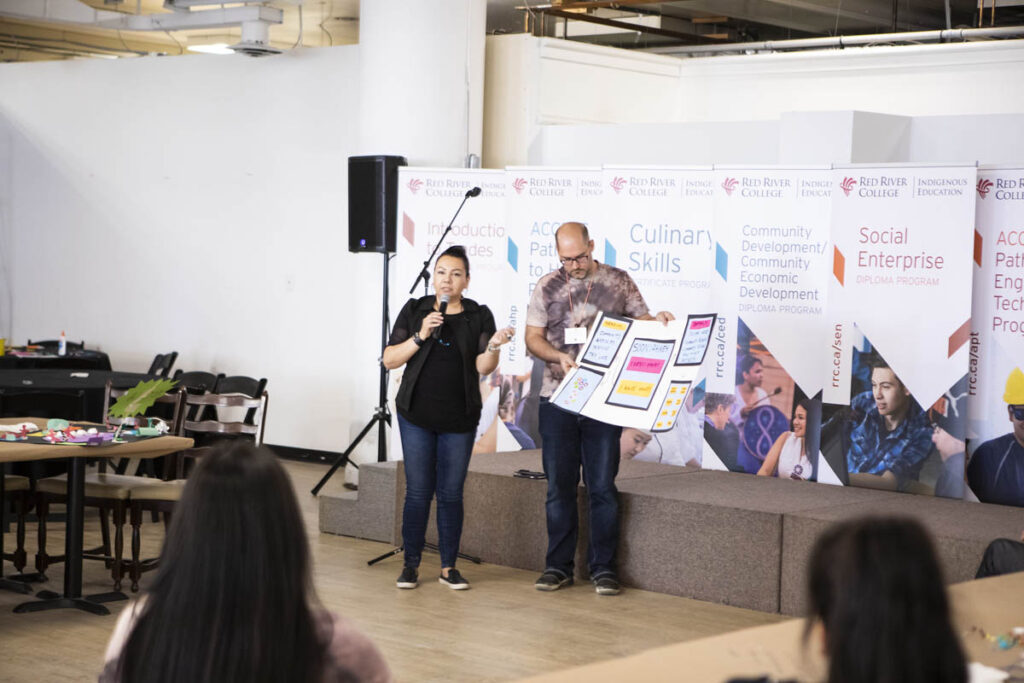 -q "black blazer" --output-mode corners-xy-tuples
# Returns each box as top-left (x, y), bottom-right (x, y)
(389, 296), (496, 419)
